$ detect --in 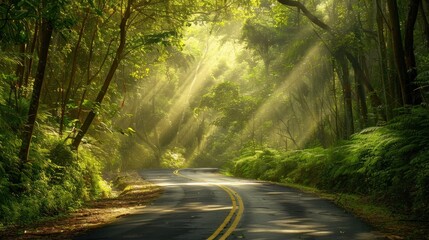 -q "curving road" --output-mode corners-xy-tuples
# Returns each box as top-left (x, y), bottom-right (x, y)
(76, 168), (383, 240)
